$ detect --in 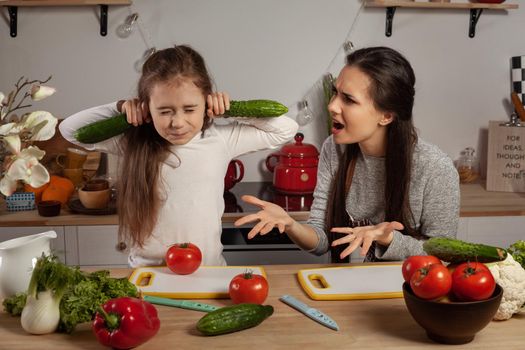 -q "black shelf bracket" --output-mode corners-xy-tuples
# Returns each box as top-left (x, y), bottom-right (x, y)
(8, 6), (17, 37)
(469, 8), (483, 38)
(100, 4), (108, 36)
(6, 4), (113, 38)
(385, 7), (396, 37)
